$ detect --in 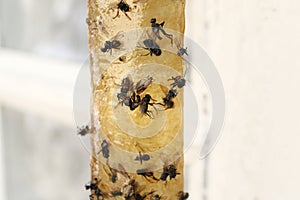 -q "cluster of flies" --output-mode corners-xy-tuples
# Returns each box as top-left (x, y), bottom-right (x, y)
(86, 1), (188, 57)
(116, 73), (186, 118)
(83, 0), (189, 199)
(85, 162), (189, 200)
(77, 125), (189, 200)
(98, 16), (188, 57)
